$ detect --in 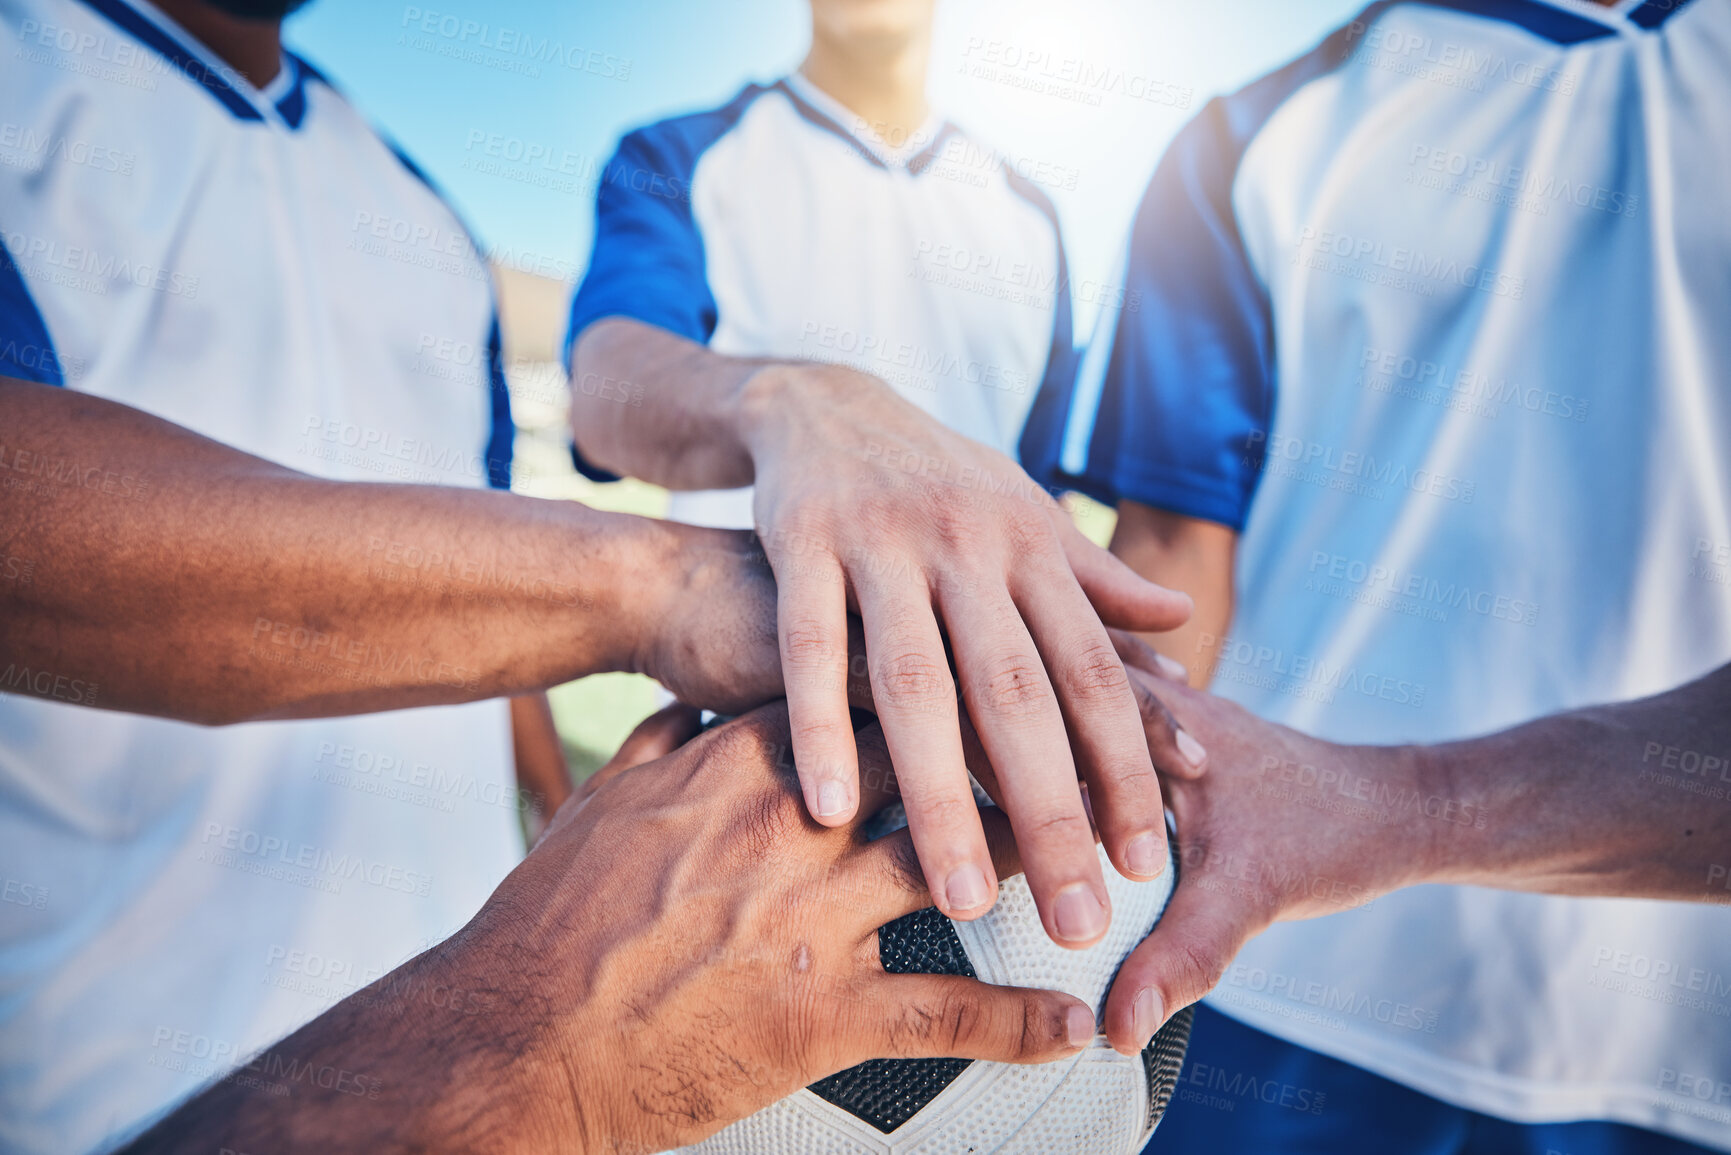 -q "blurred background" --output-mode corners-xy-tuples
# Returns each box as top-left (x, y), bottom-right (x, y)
(285, 0), (1360, 778)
